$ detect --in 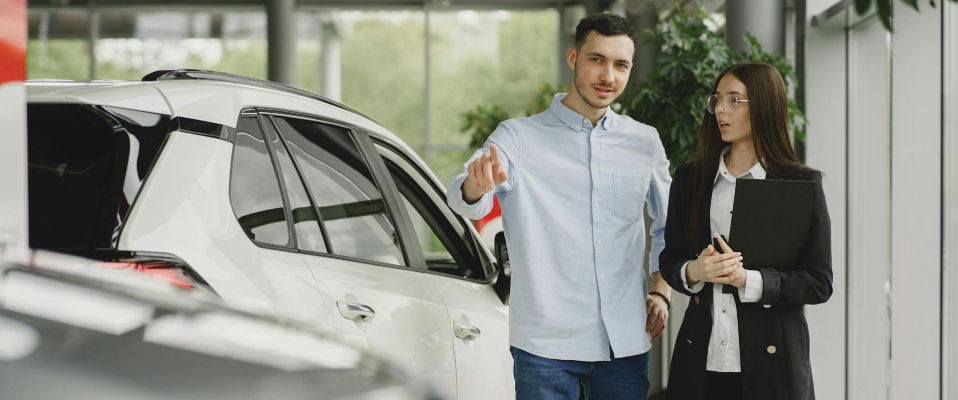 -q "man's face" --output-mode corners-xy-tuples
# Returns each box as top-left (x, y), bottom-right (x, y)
(569, 32), (634, 110)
